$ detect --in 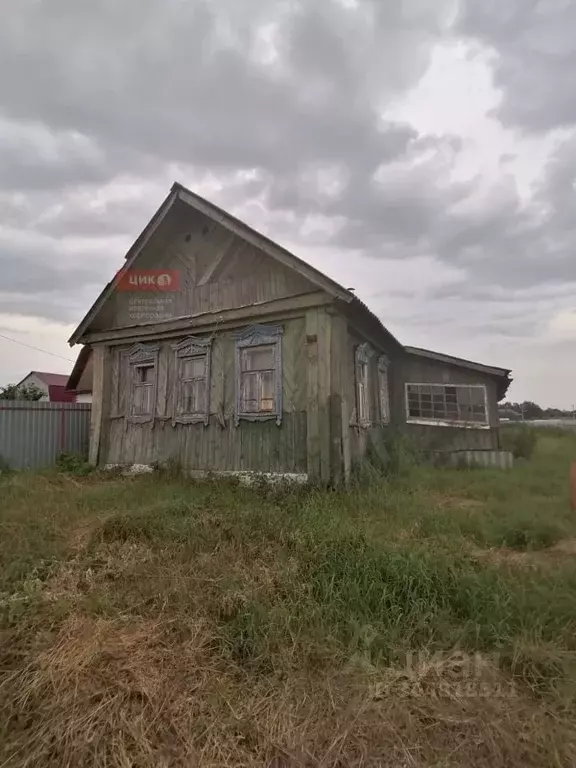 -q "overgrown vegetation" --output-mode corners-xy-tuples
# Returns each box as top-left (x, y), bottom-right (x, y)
(56, 451), (94, 476)
(502, 424), (539, 459)
(0, 382), (45, 400)
(1, 432), (576, 766)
